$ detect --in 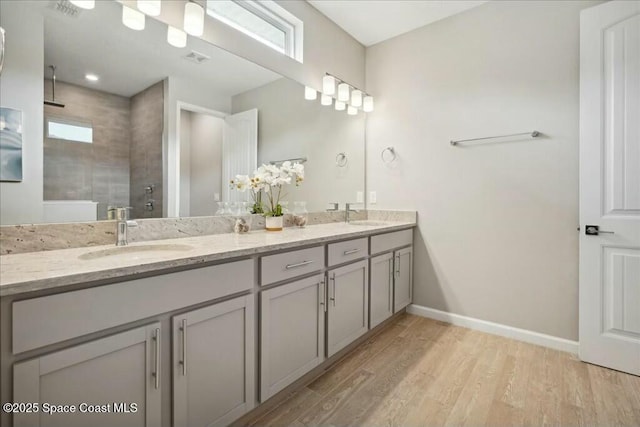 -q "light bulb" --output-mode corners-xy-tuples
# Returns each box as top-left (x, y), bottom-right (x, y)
(304, 86), (317, 100)
(137, 0), (161, 16)
(321, 94), (332, 106)
(167, 26), (187, 48)
(184, 2), (204, 36)
(85, 73), (99, 82)
(347, 106), (357, 115)
(122, 5), (145, 30)
(70, 0), (94, 9)
(322, 75), (335, 95)
(363, 96), (374, 113)
(337, 83), (350, 102)
(335, 101), (346, 111)
(351, 89), (362, 107)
